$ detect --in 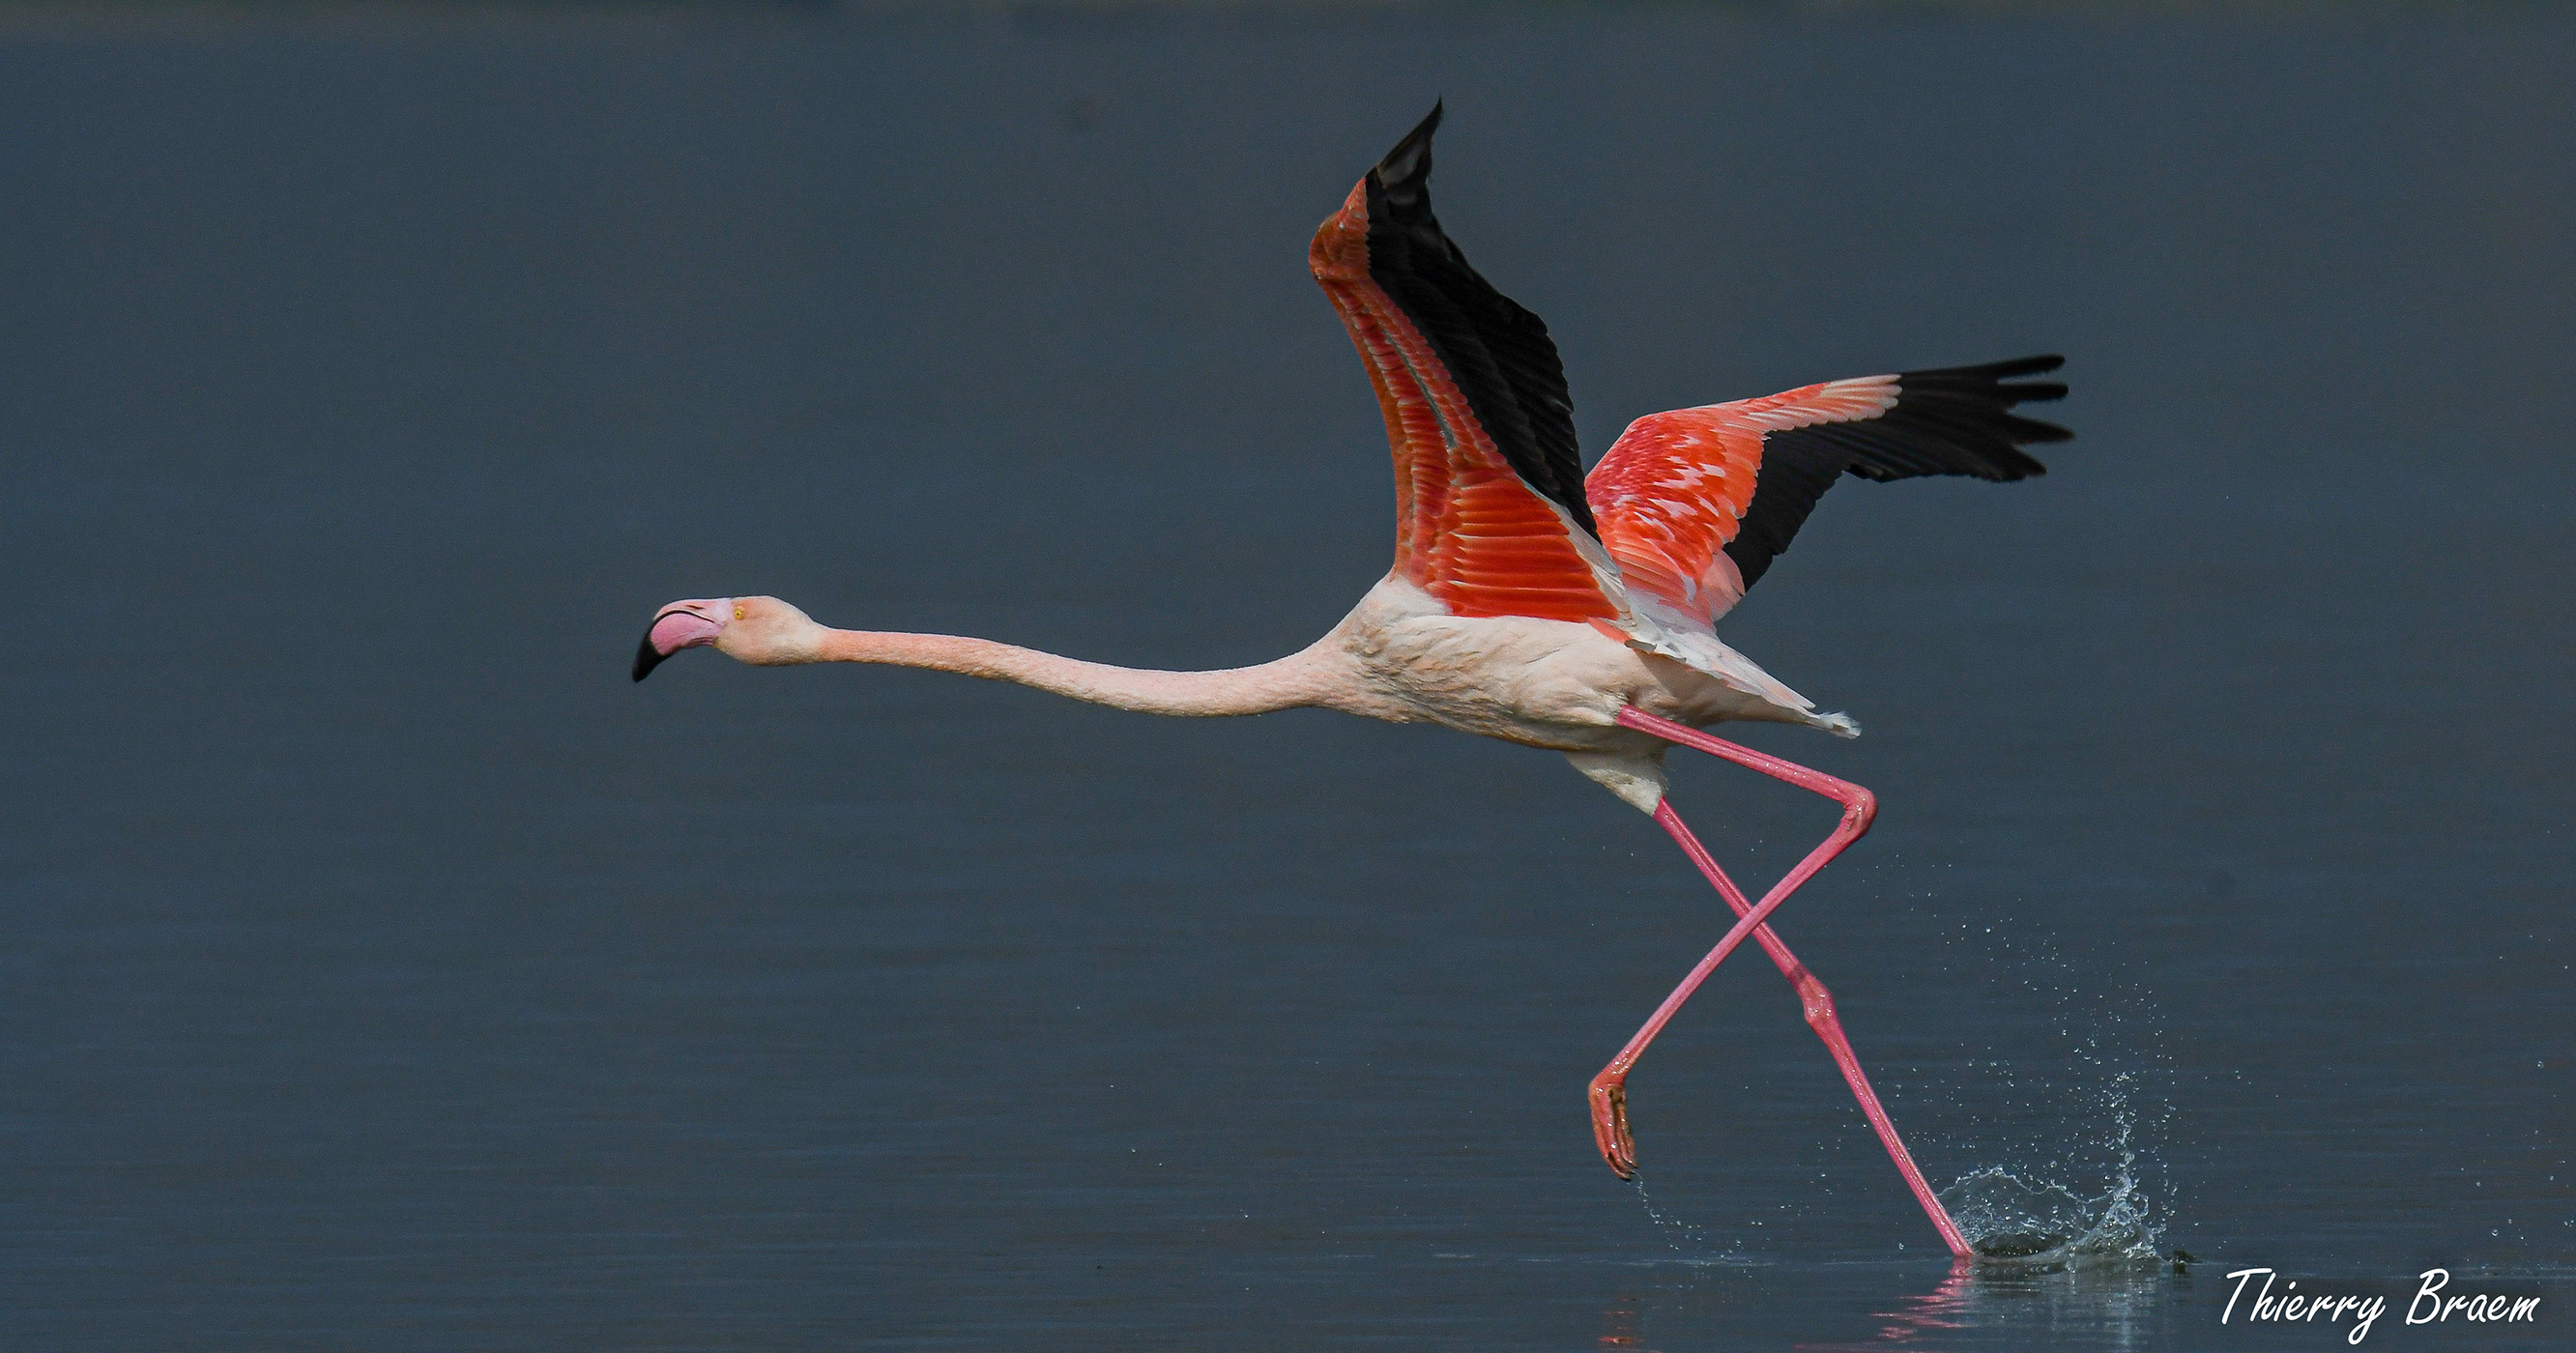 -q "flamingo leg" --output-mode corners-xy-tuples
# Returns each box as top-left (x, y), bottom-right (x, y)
(1589, 705), (1970, 1260)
